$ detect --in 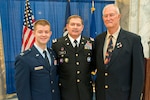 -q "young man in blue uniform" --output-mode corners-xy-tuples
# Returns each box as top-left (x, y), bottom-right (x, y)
(15, 19), (60, 100)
